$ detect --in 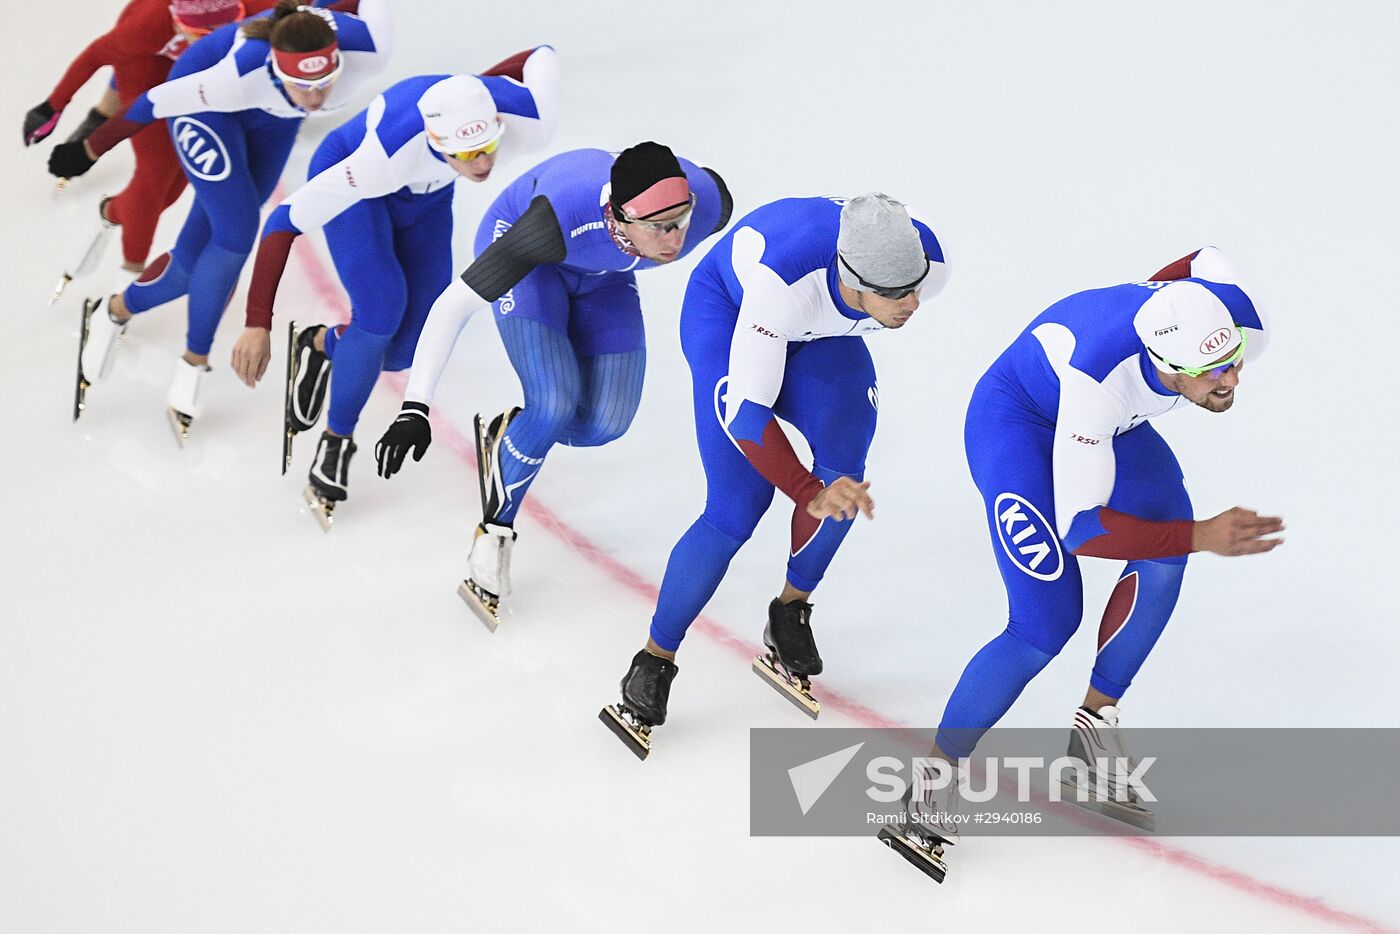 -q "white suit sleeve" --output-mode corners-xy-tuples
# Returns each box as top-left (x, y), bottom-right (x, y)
(403, 278), (491, 406)
(723, 227), (802, 425)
